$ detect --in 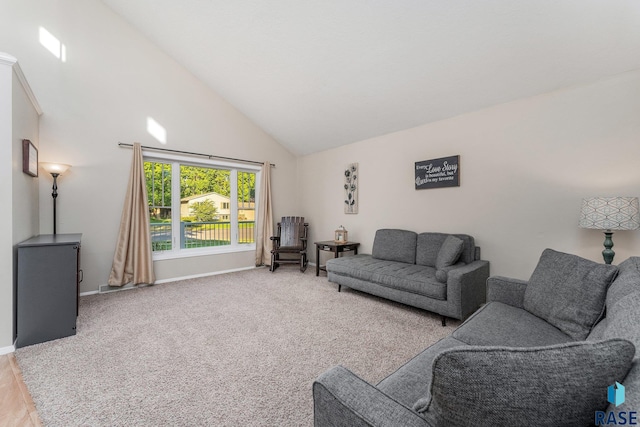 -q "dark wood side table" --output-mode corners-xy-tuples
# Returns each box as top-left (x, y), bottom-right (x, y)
(315, 240), (360, 276)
